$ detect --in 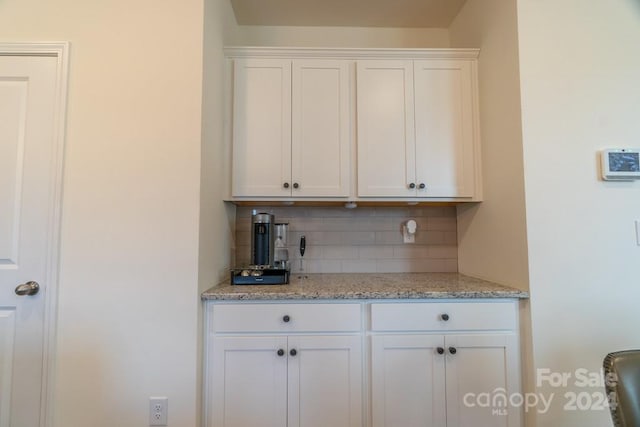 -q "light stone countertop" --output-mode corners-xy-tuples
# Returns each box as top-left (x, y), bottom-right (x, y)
(201, 273), (528, 301)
